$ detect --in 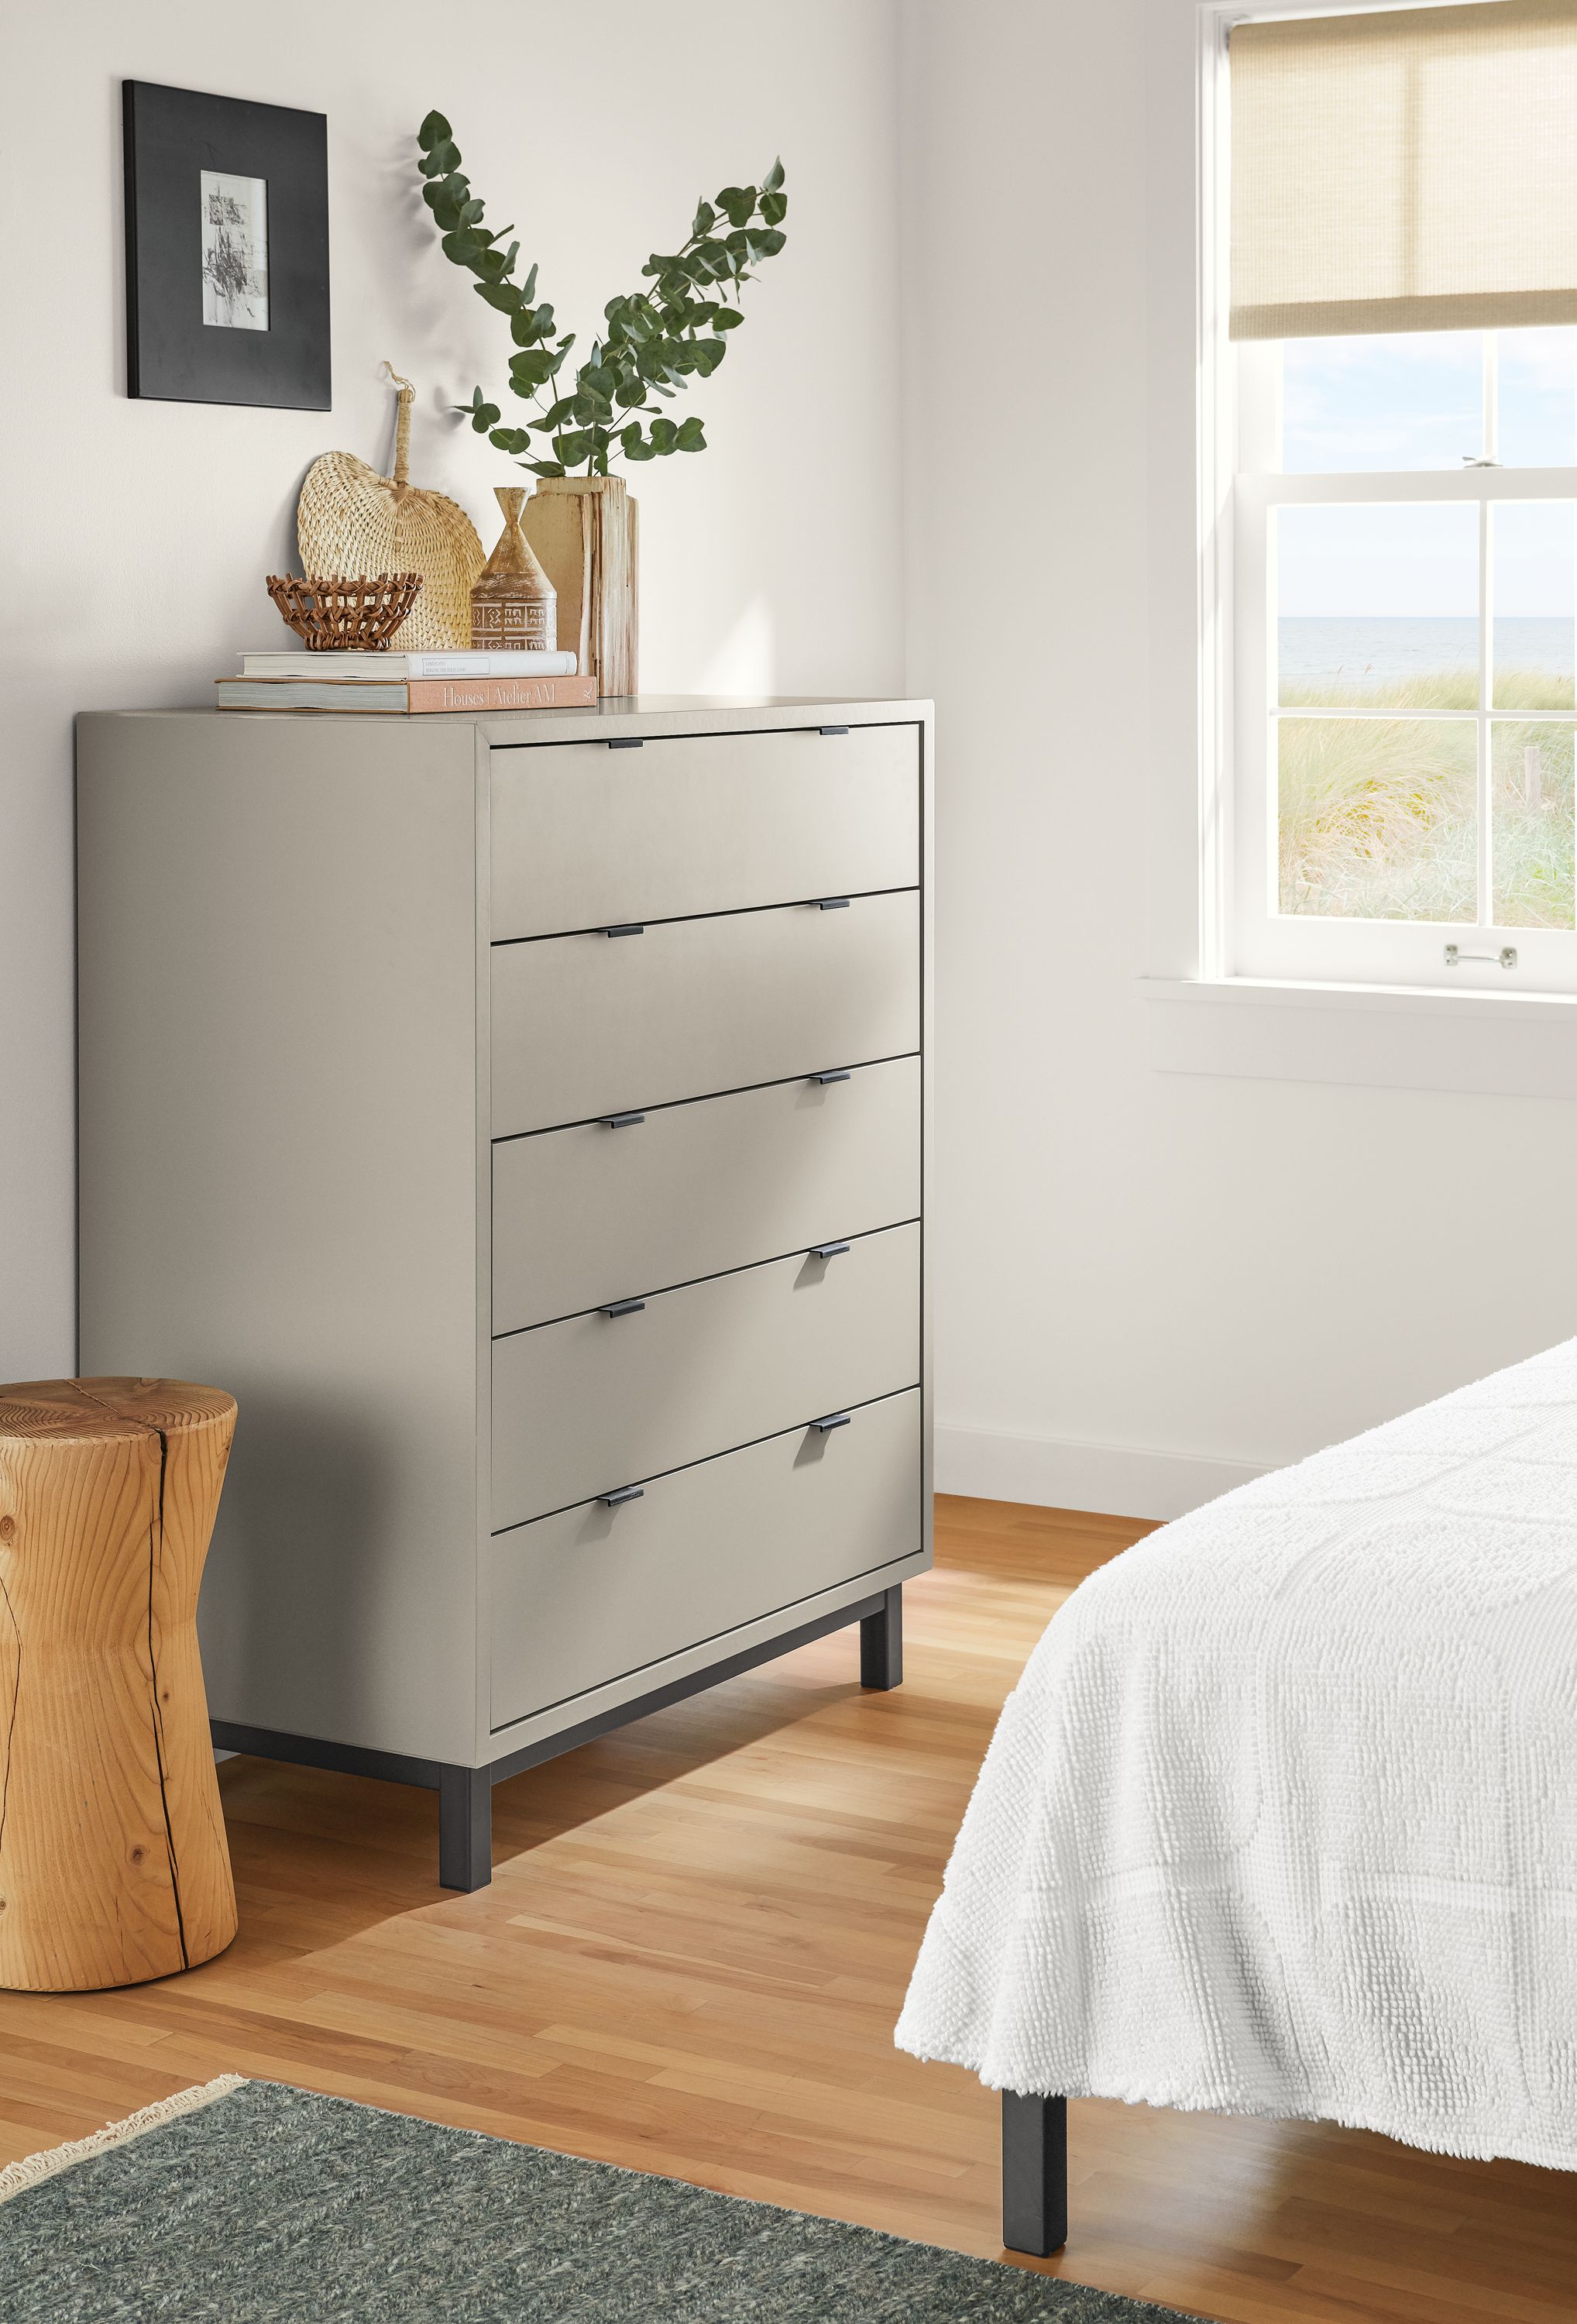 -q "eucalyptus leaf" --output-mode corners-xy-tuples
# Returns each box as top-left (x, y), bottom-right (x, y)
(418, 110), (452, 145)
(762, 156), (785, 192)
